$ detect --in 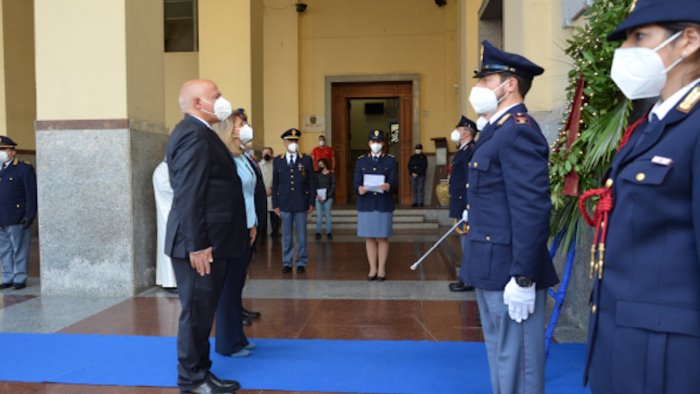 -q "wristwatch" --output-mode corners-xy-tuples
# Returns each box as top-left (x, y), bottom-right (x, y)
(515, 276), (533, 288)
